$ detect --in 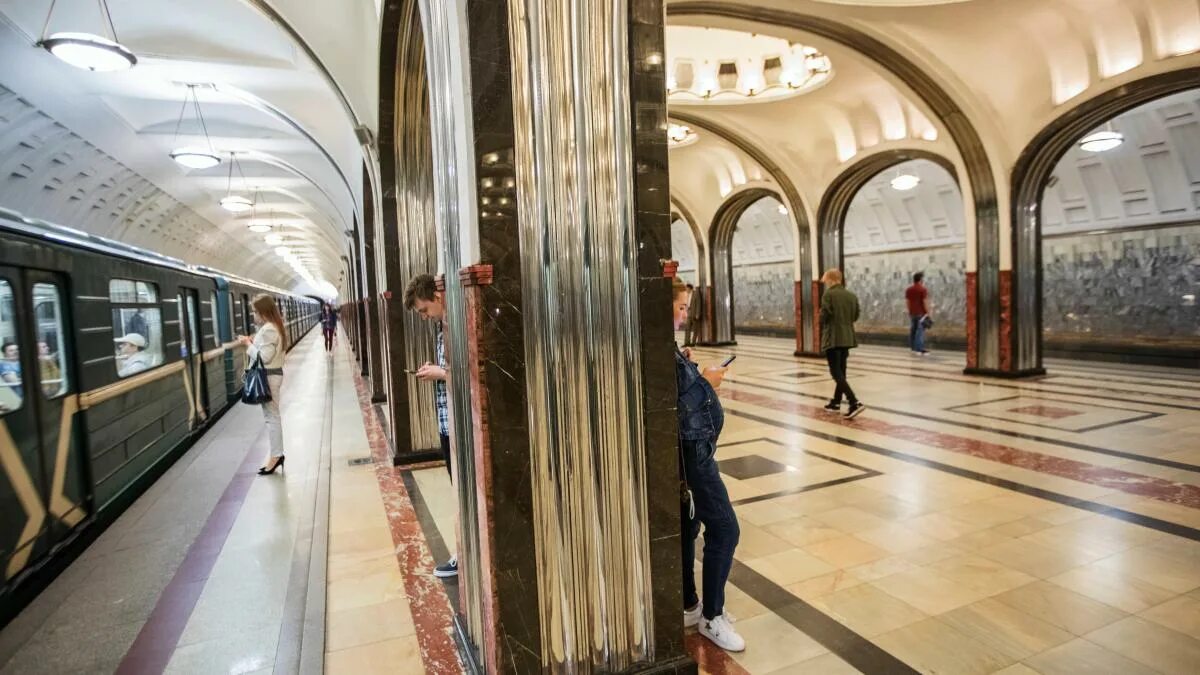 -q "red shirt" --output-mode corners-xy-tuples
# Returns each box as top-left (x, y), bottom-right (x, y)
(905, 284), (927, 317)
